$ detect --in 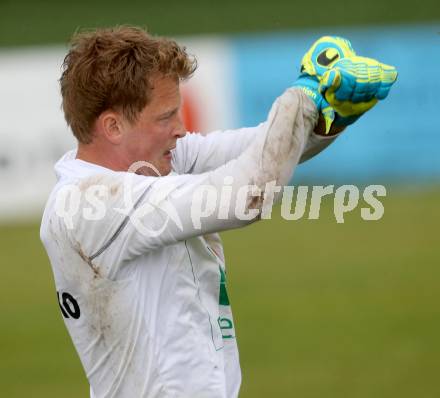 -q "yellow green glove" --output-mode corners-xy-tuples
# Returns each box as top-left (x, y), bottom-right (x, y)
(299, 36), (398, 133)
(319, 56), (398, 127)
(293, 36), (355, 131)
(292, 75), (336, 132)
(300, 35), (356, 77)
